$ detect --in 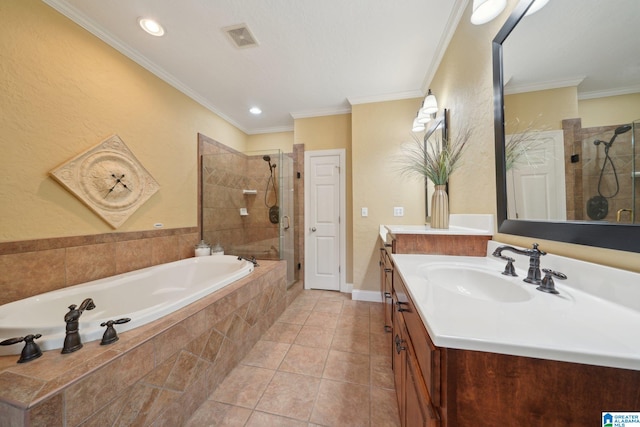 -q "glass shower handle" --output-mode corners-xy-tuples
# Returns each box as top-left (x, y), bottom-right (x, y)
(283, 215), (291, 230)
